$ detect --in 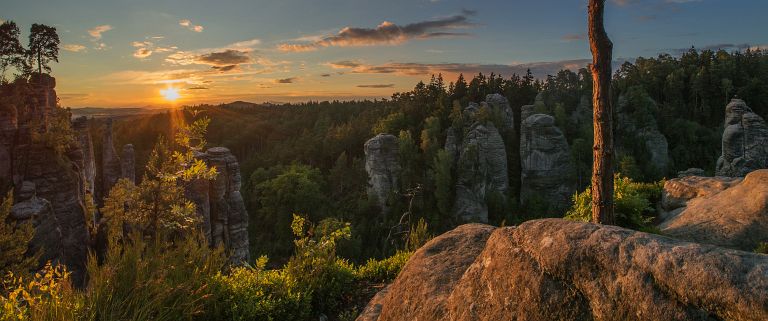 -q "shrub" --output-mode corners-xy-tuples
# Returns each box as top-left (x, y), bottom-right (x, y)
(0, 263), (83, 321)
(0, 191), (37, 276)
(756, 242), (768, 254)
(354, 250), (412, 283)
(565, 175), (663, 229)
